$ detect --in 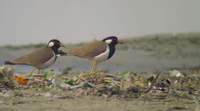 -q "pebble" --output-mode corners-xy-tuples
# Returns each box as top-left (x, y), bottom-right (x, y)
(42, 92), (52, 98)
